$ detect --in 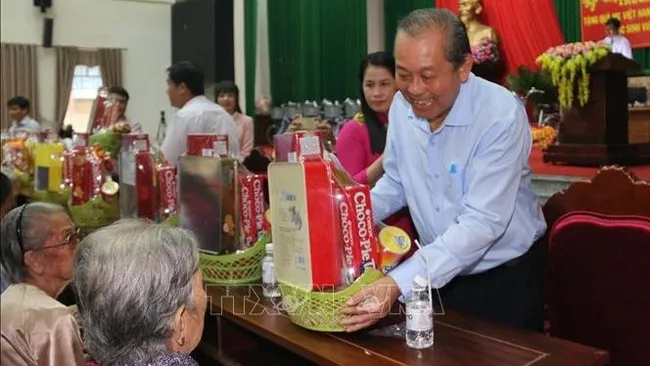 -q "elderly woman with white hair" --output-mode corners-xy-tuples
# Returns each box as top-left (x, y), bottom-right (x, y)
(0, 202), (86, 365)
(74, 219), (207, 366)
